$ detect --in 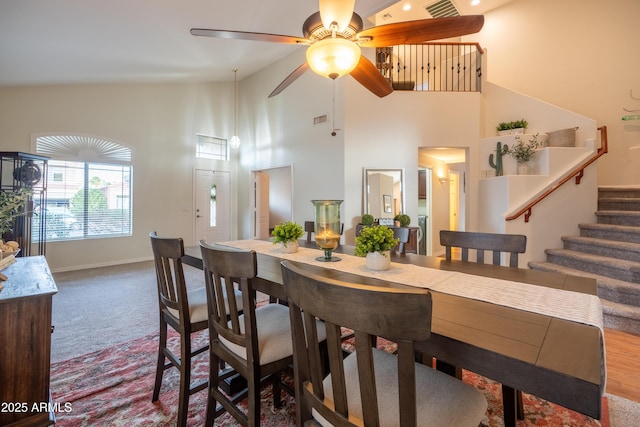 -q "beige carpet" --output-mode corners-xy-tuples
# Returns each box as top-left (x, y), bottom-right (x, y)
(51, 260), (640, 426)
(51, 260), (204, 363)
